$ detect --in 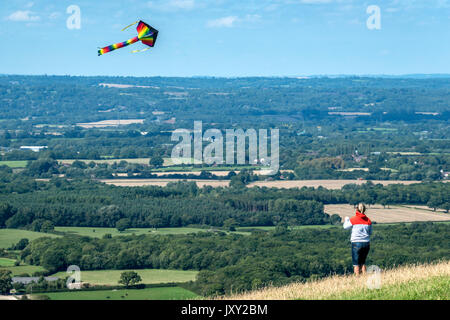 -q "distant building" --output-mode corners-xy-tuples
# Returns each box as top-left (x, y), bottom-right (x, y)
(20, 146), (47, 152)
